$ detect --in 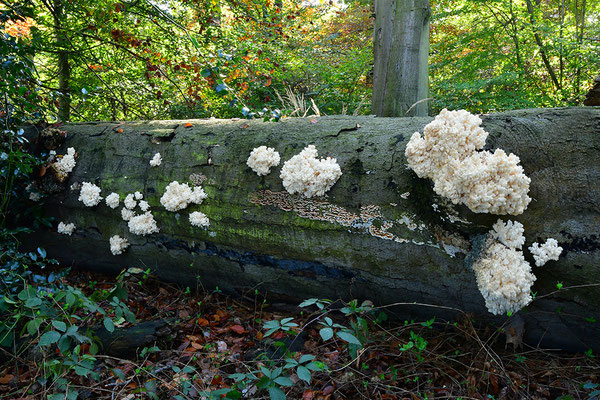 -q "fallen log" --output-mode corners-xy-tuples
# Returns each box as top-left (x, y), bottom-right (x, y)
(25, 107), (600, 352)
